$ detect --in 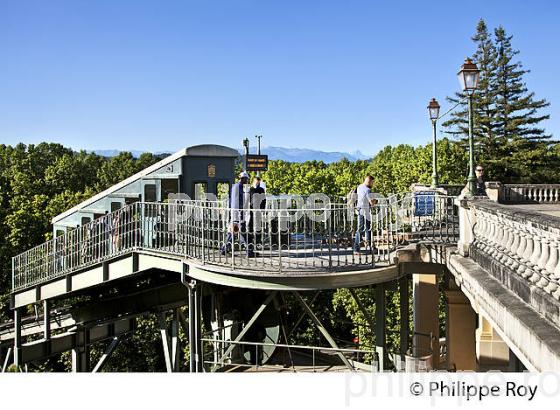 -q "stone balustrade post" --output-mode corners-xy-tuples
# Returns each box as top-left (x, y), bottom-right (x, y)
(507, 221), (521, 269)
(457, 198), (475, 257)
(520, 226), (535, 278)
(485, 181), (501, 202)
(481, 213), (492, 252)
(495, 219), (506, 258)
(528, 233), (543, 284)
(544, 237), (559, 295)
(502, 221), (516, 264)
(513, 225), (528, 271)
(536, 236), (551, 288)
(470, 200), (560, 303)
